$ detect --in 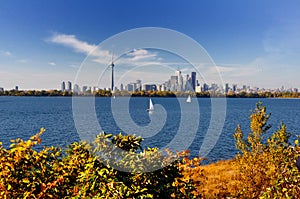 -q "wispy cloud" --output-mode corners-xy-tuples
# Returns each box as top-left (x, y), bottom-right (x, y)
(48, 33), (164, 66)
(18, 59), (27, 63)
(5, 51), (11, 56)
(48, 62), (56, 66)
(1, 50), (12, 56)
(69, 64), (79, 68)
(127, 49), (158, 61)
(48, 33), (111, 64)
